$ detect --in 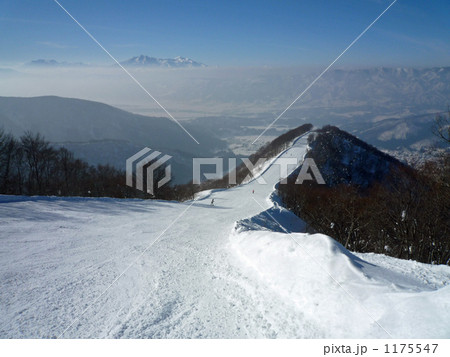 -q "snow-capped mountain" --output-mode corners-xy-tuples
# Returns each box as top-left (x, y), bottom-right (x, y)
(27, 59), (86, 67)
(120, 55), (207, 68)
(25, 56), (206, 68)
